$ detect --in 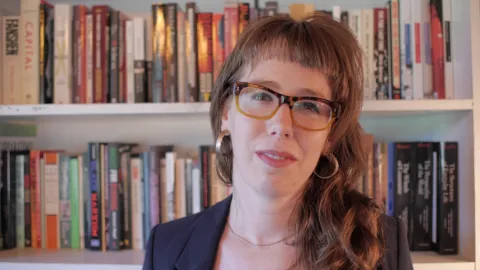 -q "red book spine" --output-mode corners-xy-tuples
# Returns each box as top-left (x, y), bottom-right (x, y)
(80, 6), (88, 103)
(197, 13), (213, 102)
(429, 0), (445, 99)
(120, 13), (127, 103)
(92, 6), (109, 103)
(30, 151), (41, 248)
(224, 5), (238, 58)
